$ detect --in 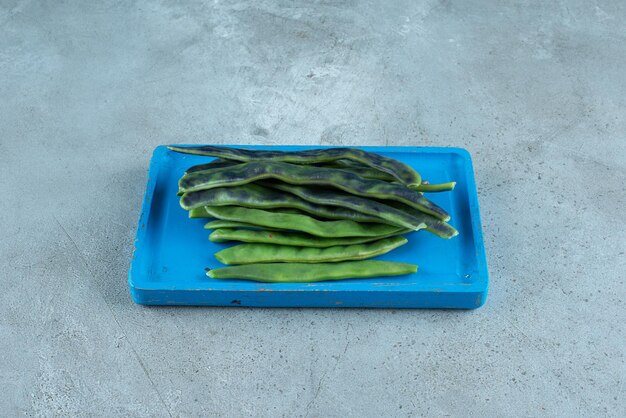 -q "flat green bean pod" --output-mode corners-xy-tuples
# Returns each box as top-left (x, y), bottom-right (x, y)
(207, 260), (418, 282)
(381, 200), (458, 238)
(190, 158), (397, 182)
(180, 183), (385, 224)
(414, 181), (456, 192)
(178, 161), (448, 220)
(264, 182), (457, 238)
(333, 167), (394, 181)
(204, 220), (283, 231)
(185, 158), (238, 174)
(202, 206), (406, 238)
(193, 206), (306, 220)
(189, 206), (214, 218)
(209, 228), (410, 247)
(168, 145), (421, 187)
(214, 236), (408, 265)
(318, 162), (396, 182)
(262, 181), (432, 232)
(320, 160), (455, 192)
